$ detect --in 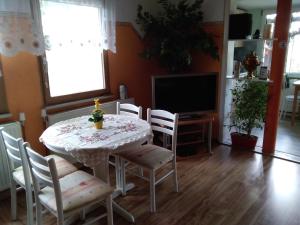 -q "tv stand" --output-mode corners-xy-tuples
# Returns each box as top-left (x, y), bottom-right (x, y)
(177, 114), (213, 154)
